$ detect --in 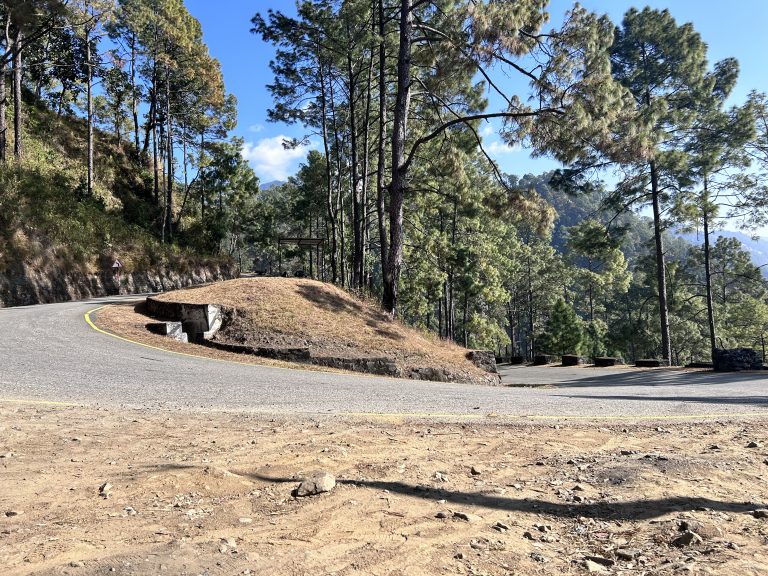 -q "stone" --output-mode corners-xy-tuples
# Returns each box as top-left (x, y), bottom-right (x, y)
(678, 519), (721, 539)
(469, 539), (487, 551)
(594, 357), (619, 367)
(435, 511), (450, 519)
(123, 507), (137, 516)
(585, 555), (614, 567)
(616, 549), (640, 561)
(561, 354), (583, 366)
(295, 471), (336, 497)
(238, 517), (253, 524)
(452, 511), (482, 523)
(635, 359), (662, 368)
(532, 354), (552, 366)
(491, 521), (510, 532)
(584, 560), (609, 573)
(671, 531), (703, 547)
(4, 510), (23, 517)
(747, 441), (760, 448)
(751, 509), (768, 519)
(466, 350), (497, 373)
(713, 348), (762, 372)
(99, 482), (112, 498)
(470, 466), (483, 476)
